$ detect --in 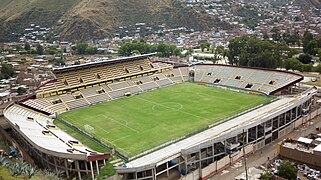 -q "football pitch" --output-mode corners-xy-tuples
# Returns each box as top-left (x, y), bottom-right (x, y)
(57, 83), (273, 157)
